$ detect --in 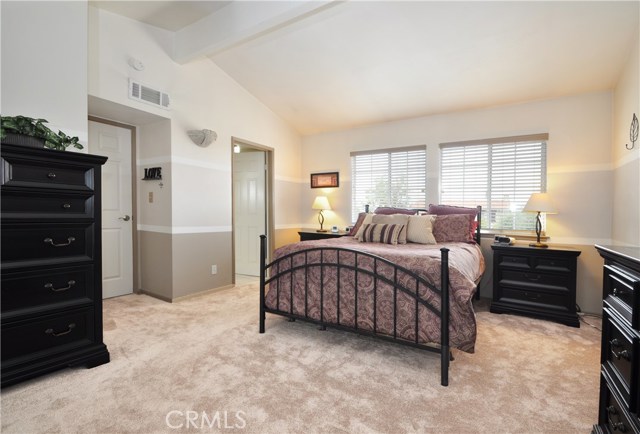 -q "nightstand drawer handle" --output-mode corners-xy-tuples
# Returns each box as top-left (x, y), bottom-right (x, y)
(45, 323), (76, 337)
(47, 172), (57, 179)
(524, 273), (541, 281)
(62, 203), (72, 209)
(612, 348), (631, 361)
(44, 280), (76, 292)
(44, 236), (75, 247)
